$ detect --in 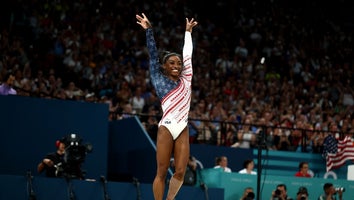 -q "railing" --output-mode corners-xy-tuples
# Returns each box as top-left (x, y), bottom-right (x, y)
(114, 111), (351, 155)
